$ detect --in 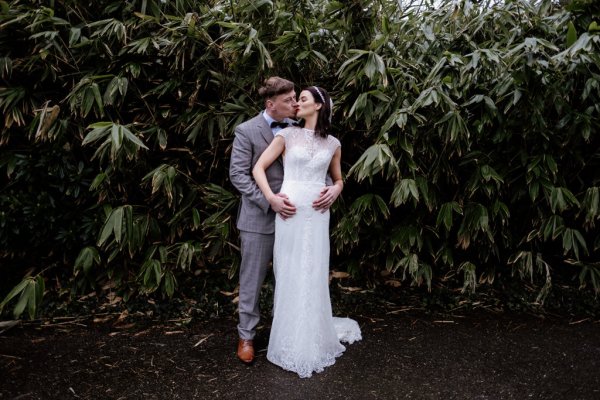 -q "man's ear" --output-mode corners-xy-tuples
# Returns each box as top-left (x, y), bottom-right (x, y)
(265, 99), (274, 110)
